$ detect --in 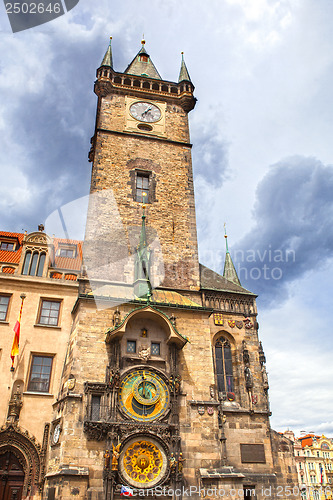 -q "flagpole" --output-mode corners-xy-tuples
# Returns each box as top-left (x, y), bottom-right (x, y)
(10, 293), (26, 372)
